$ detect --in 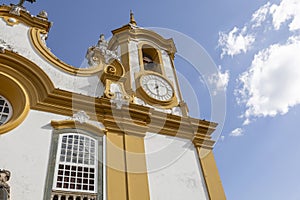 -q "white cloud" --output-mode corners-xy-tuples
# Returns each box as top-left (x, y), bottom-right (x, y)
(219, 0), (300, 125)
(219, 0), (300, 58)
(270, 0), (300, 31)
(236, 36), (300, 119)
(230, 128), (244, 137)
(207, 66), (230, 96)
(219, 27), (255, 57)
(242, 118), (251, 126)
(219, 2), (273, 58)
(251, 2), (271, 28)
